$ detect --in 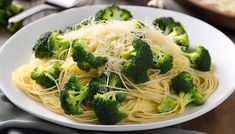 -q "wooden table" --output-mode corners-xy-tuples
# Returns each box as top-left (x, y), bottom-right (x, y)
(0, 0), (235, 134)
